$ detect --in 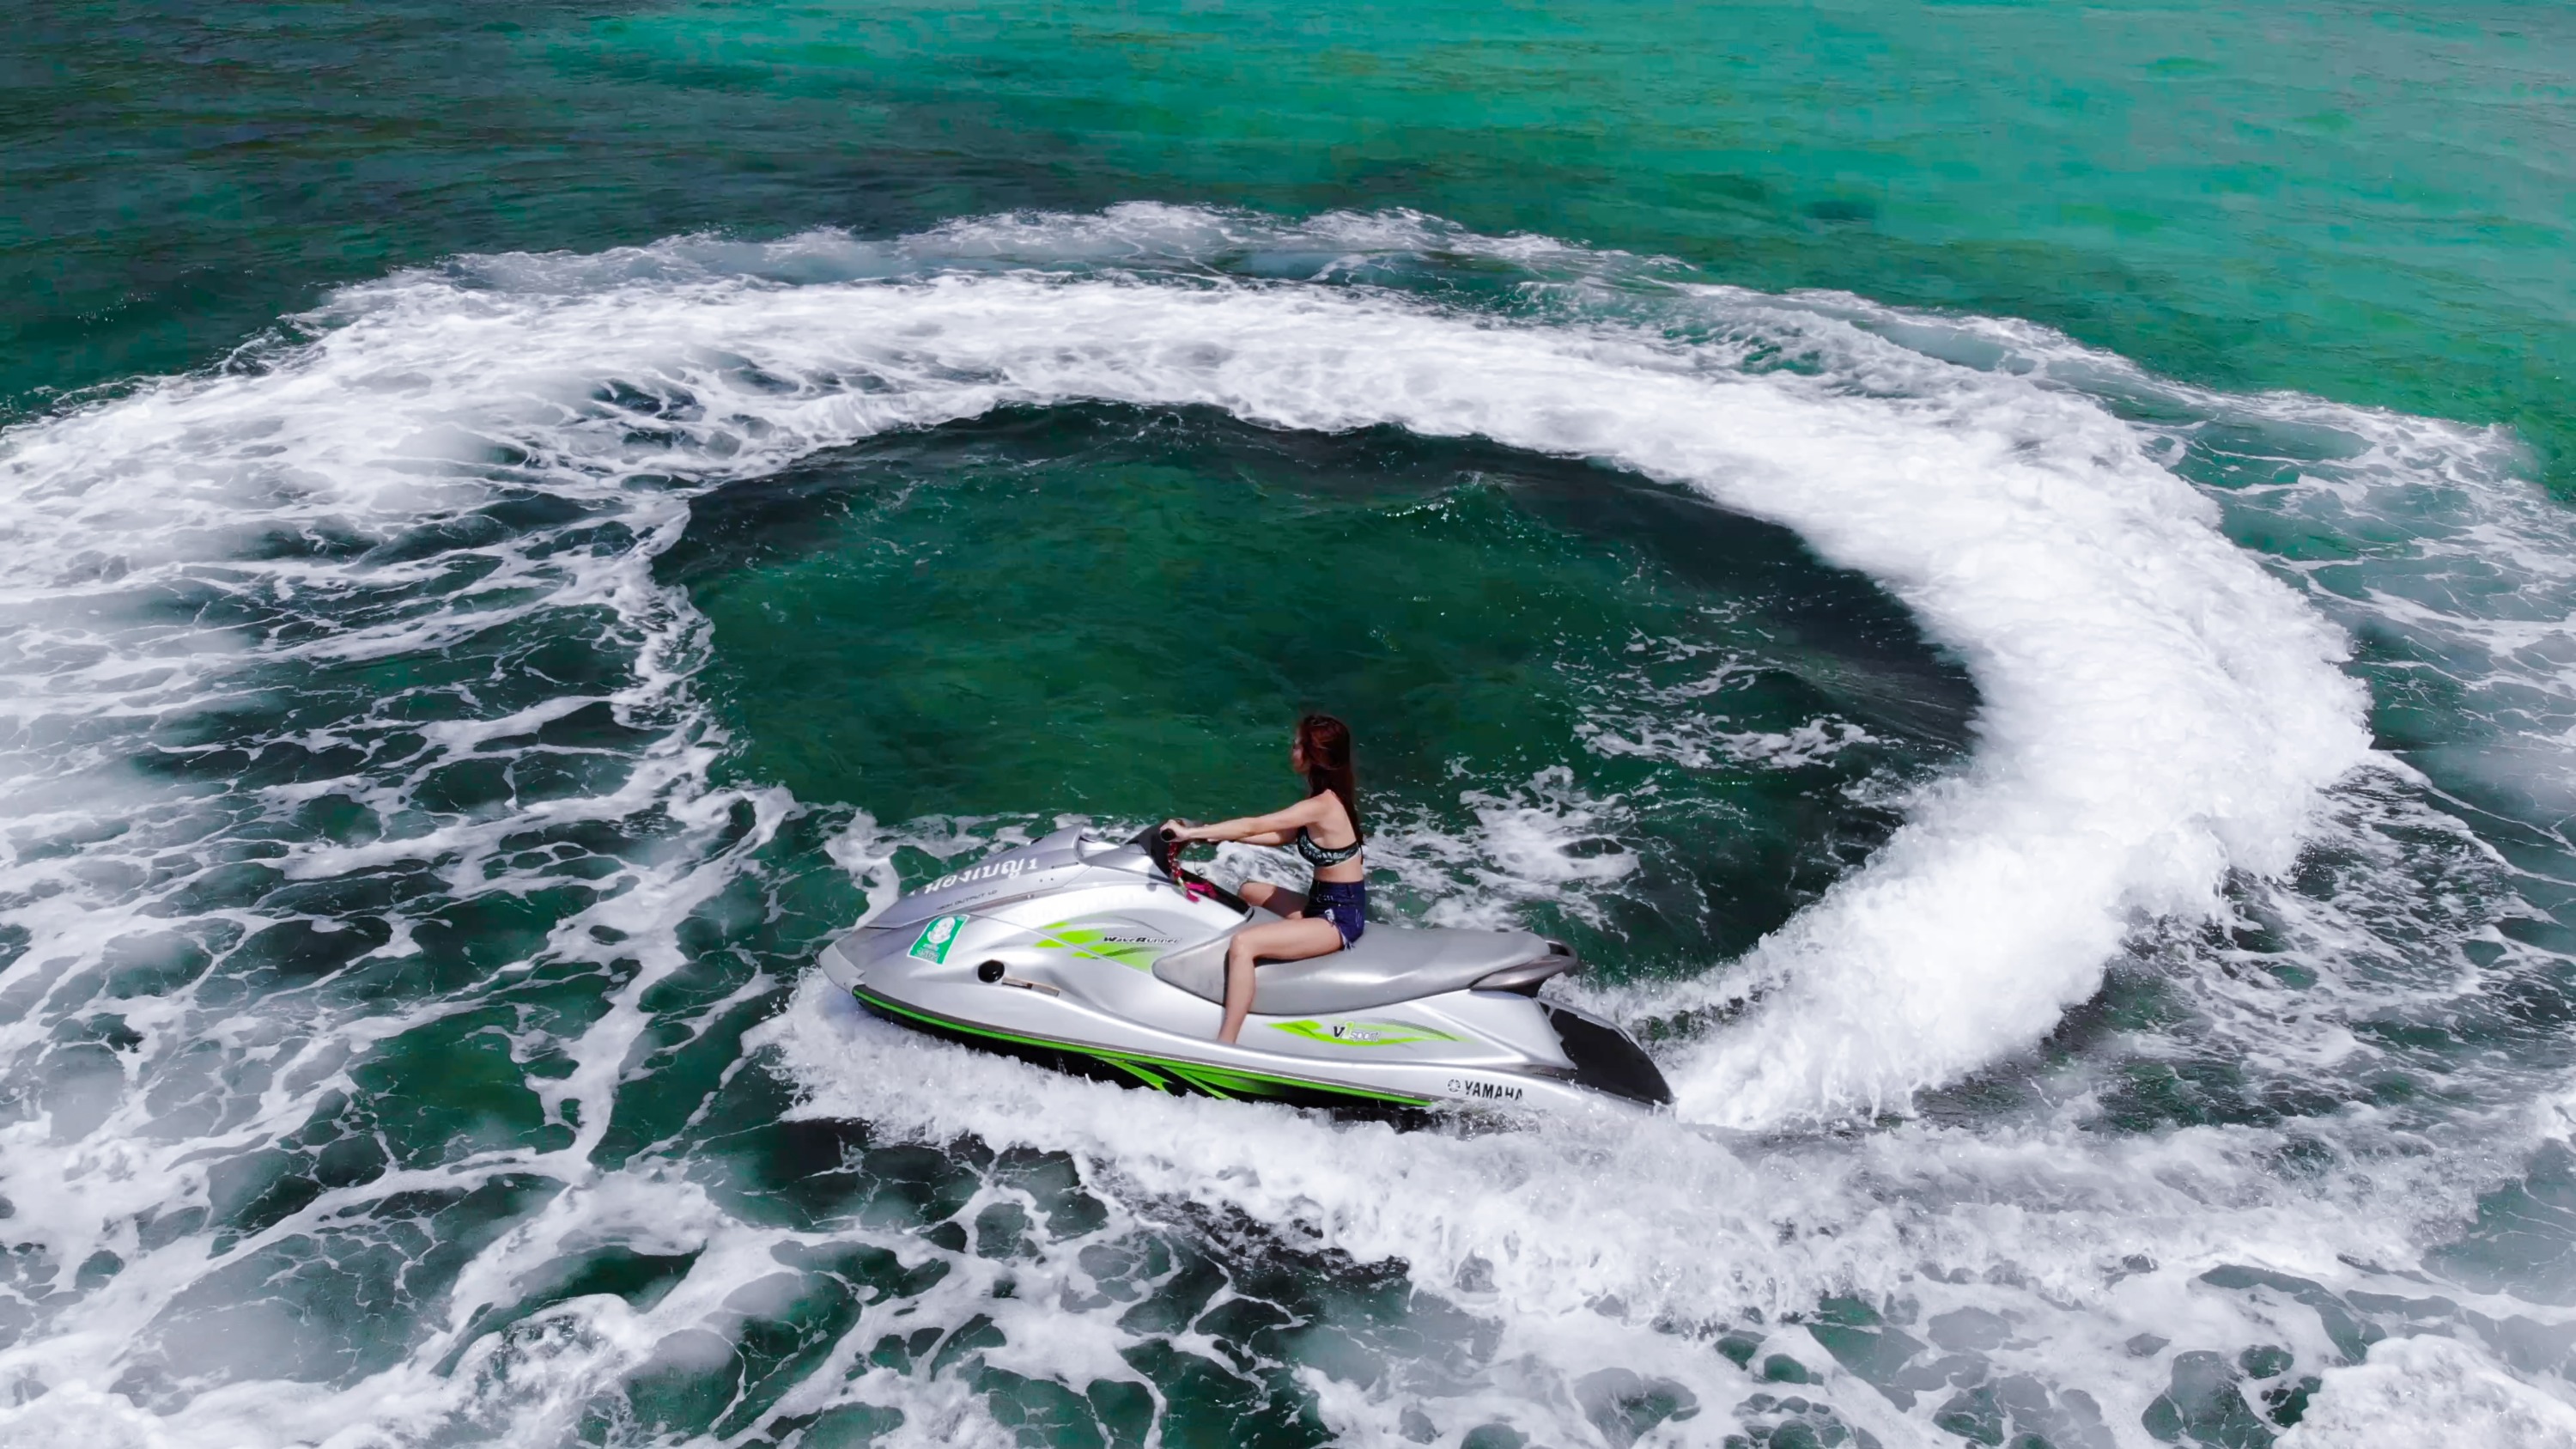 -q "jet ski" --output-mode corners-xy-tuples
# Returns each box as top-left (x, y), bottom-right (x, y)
(817, 824), (1672, 1115)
